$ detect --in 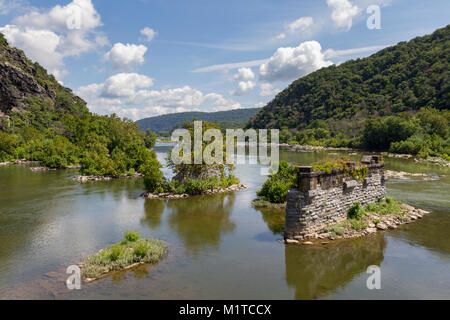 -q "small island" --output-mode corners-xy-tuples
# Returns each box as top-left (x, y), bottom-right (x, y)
(142, 120), (247, 199)
(80, 231), (168, 282)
